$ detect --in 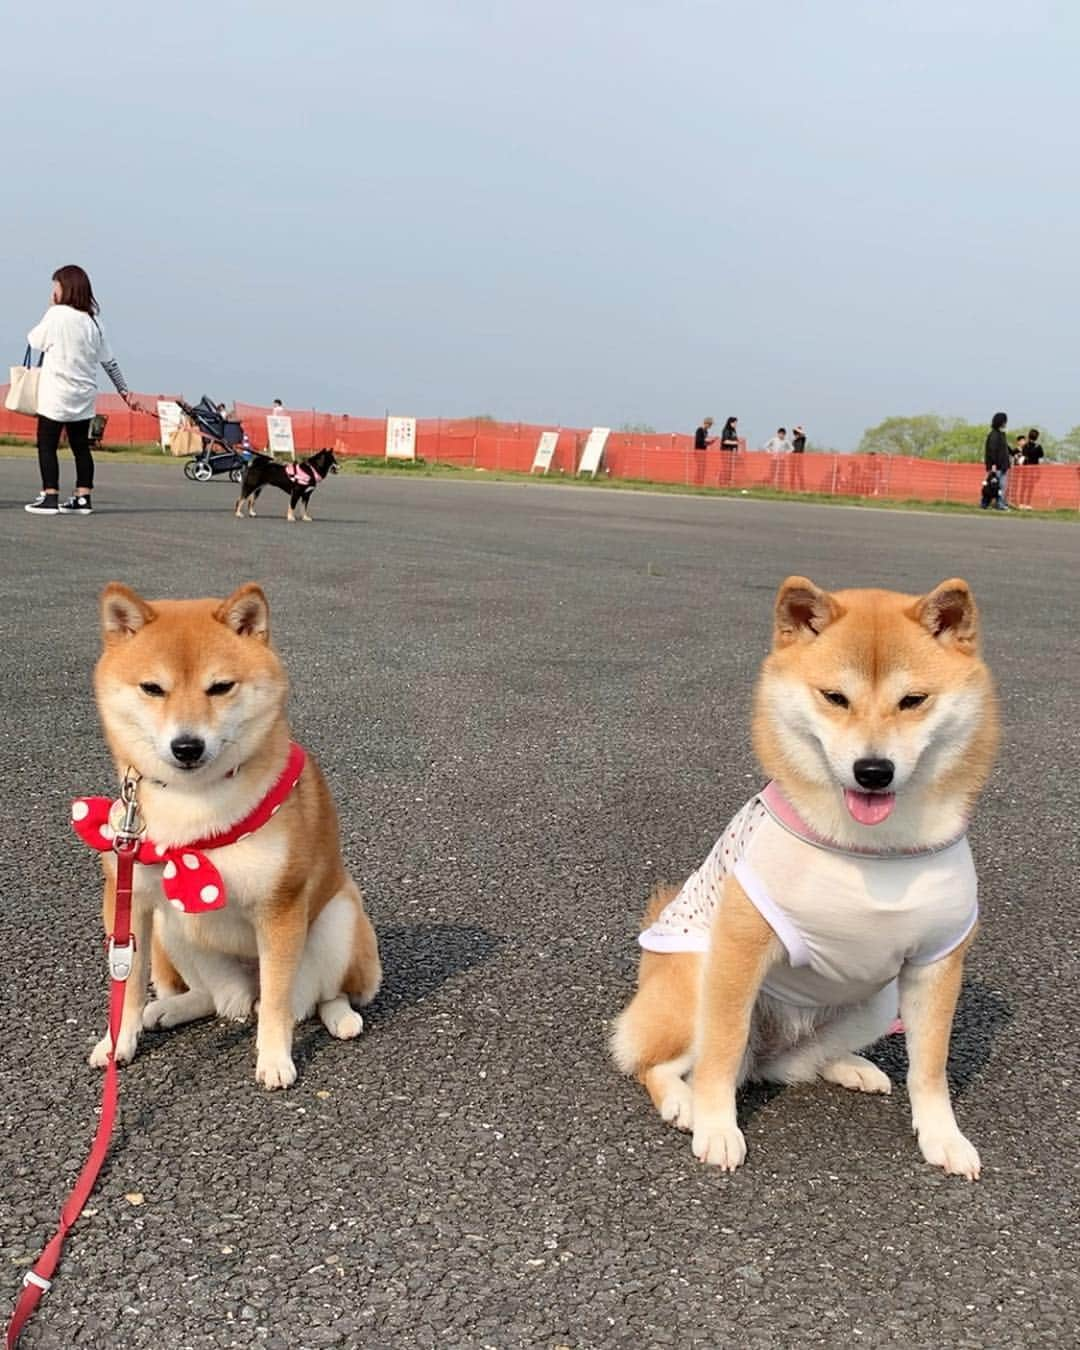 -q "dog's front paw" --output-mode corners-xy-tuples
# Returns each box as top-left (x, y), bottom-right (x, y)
(692, 1117), (747, 1171)
(89, 1028), (138, 1068)
(256, 1050), (297, 1090)
(659, 1083), (694, 1132)
(918, 1129), (981, 1180)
